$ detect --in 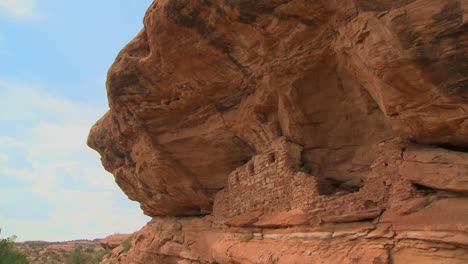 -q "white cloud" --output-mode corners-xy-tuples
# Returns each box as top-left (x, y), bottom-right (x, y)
(0, 80), (149, 241)
(0, 0), (40, 19)
(0, 80), (98, 122)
